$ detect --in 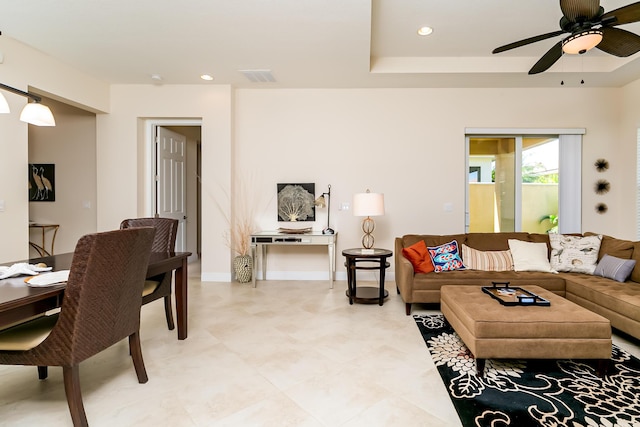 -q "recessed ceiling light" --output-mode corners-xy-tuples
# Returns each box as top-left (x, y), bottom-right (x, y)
(200, 74), (214, 81)
(417, 26), (433, 36)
